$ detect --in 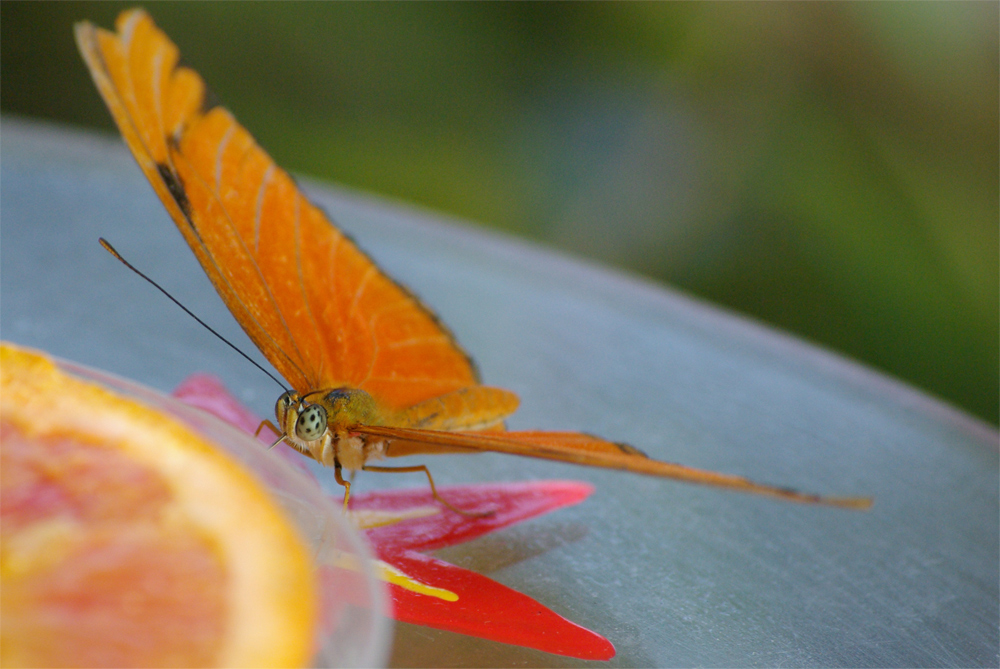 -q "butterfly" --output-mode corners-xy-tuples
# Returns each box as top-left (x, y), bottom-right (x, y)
(76, 9), (870, 512)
